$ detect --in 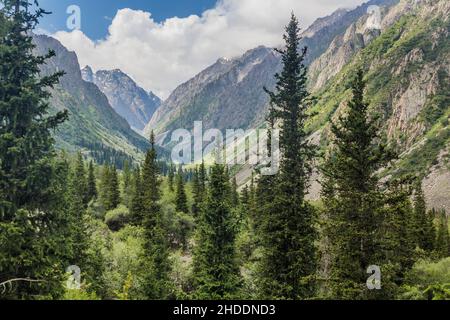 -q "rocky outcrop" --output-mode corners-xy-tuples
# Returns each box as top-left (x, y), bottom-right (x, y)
(82, 67), (161, 133)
